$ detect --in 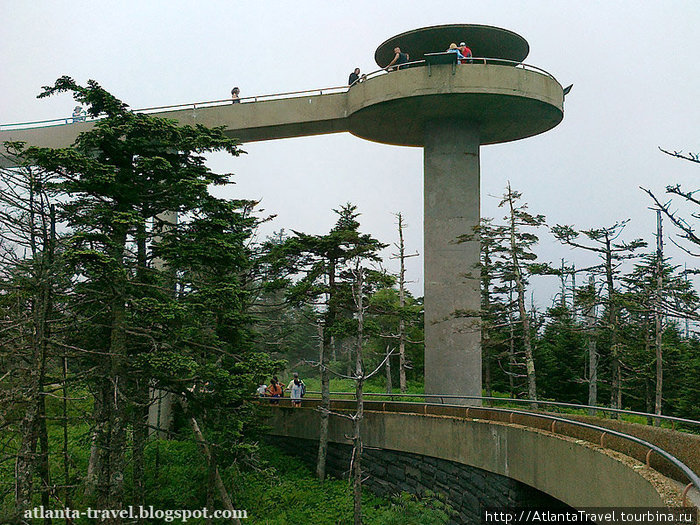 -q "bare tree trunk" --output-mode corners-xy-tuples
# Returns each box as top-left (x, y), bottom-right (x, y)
(14, 186), (55, 522)
(571, 263), (577, 319)
(316, 322), (329, 481)
(186, 409), (241, 525)
(14, 375), (40, 519)
(644, 327), (654, 425)
(398, 322), (407, 393)
(37, 388), (52, 525)
(560, 259), (567, 309)
(205, 448), (216, 525)
(585, 274), (598, 415)
(38, 201), (55, 525)
(482, 243), (492, 398)
(507, 286), (516, 398)
(317, 259), (336, 481)
(132, 381), (149, 510)
(61, 355), (71, 509)
(603, 235), (622, 413)
(506, 186), (537, 404)
(352, 382), (364, 525)
(397, 213), (408, 394)
(385, 347), (392, 393)
(95, 380), (114, 507)
(86, 390), (105, 499)
(654, 210), (663, 425)
(107, 286), (127, 521)
(389, 213), (418, 394)
(351, 264), (365, 525)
